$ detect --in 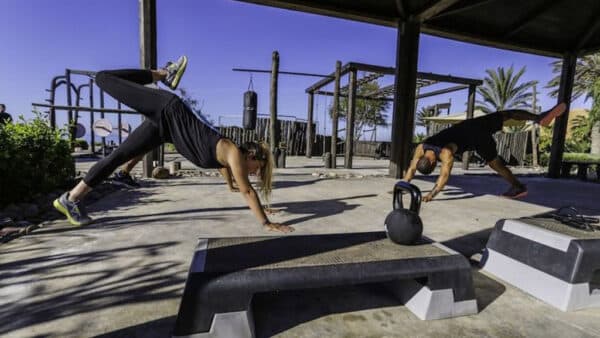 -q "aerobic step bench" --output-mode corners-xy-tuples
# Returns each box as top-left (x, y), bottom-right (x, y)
(482, 216), (600, 311)
(173, 231), (478, 337)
